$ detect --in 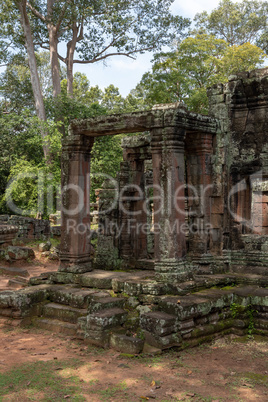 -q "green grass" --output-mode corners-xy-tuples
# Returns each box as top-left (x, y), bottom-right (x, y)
(237, 372), (268, 388)
(0, 359), (85, 401)
(95, 381), (131, 401)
